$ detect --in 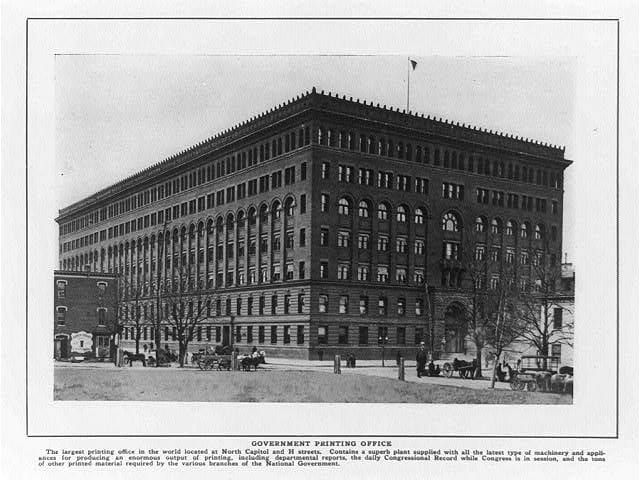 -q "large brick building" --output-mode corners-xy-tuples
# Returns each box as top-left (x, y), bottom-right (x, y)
(56, 88), (571, 359)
